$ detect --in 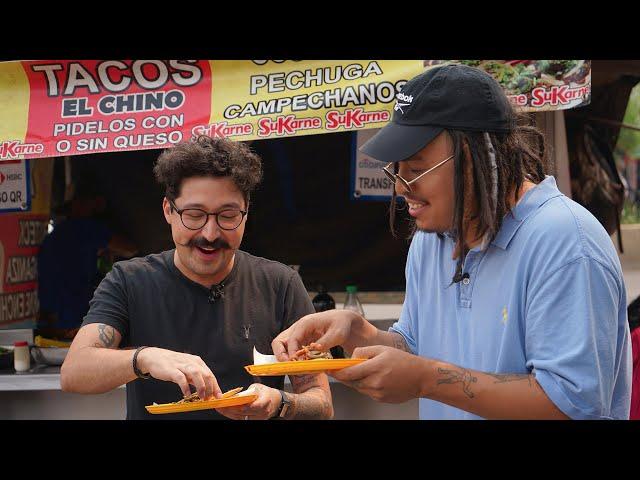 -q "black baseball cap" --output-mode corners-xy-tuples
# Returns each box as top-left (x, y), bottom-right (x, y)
(360, 64), (514, 163)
